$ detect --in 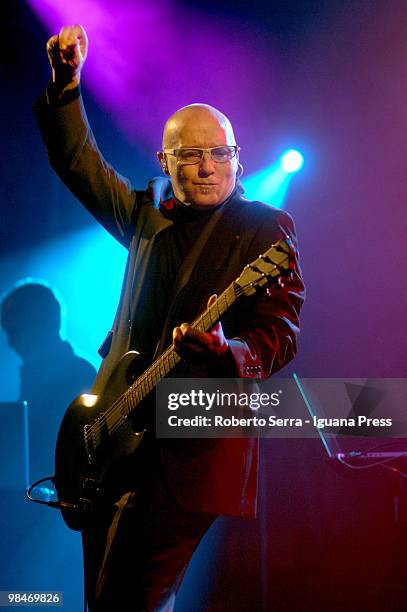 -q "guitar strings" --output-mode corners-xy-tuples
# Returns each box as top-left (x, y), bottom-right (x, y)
(84, 287), (235, 446)
(85, 255), (289, 449)
(84, 260), (288, 447)
(84, 286), (238, 447)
